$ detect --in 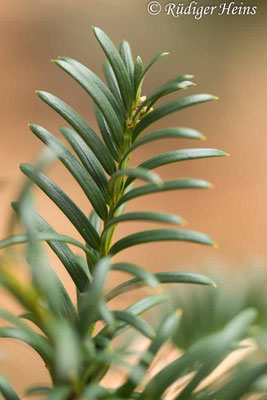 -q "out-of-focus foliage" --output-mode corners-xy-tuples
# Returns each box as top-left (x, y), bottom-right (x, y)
(172, 268), (267, 350)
